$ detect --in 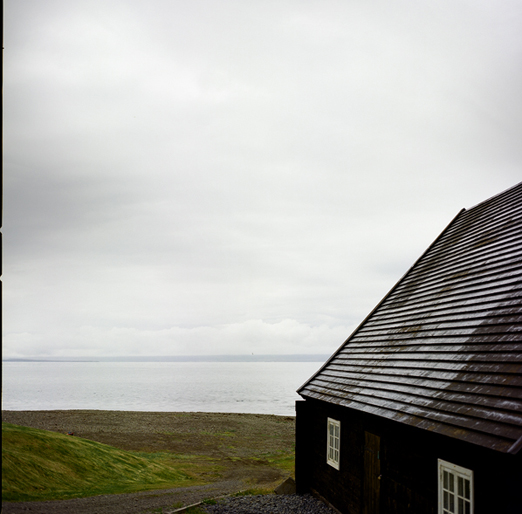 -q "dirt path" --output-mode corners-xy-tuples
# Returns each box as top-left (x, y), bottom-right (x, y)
(2, 410), (296, 513)
(2, 480), (245, 514)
